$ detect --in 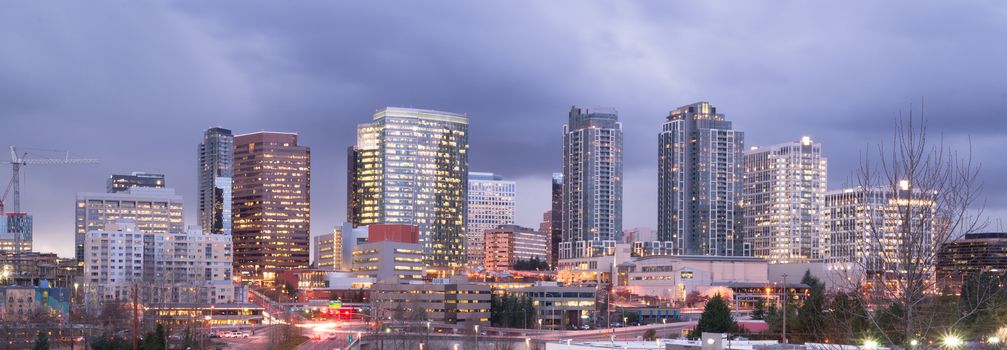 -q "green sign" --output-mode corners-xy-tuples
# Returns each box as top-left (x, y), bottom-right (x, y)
(329, 299), (342, 309)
